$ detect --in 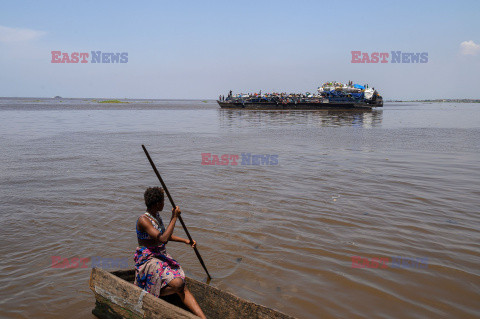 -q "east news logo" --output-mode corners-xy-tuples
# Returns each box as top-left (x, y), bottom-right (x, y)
(351, 51), (428, 63)
(51, 51), (128, 63)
